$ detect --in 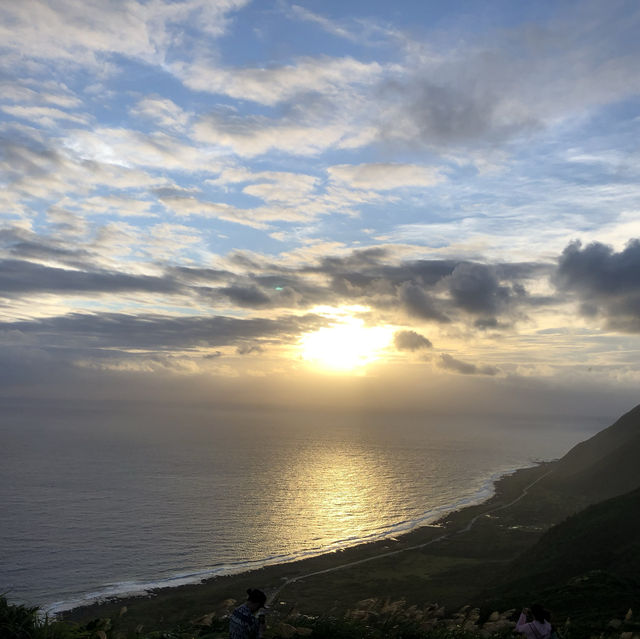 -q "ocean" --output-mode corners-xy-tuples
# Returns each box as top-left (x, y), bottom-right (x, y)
(0, 402), (606, 613)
